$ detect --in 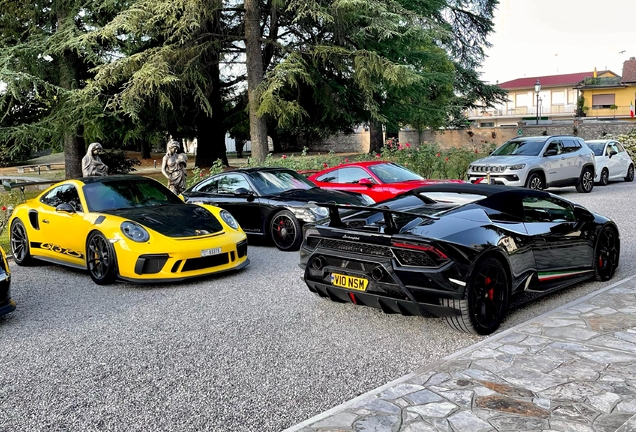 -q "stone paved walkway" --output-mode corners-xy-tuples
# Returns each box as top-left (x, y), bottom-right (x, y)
(285, 276), (636, 432)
